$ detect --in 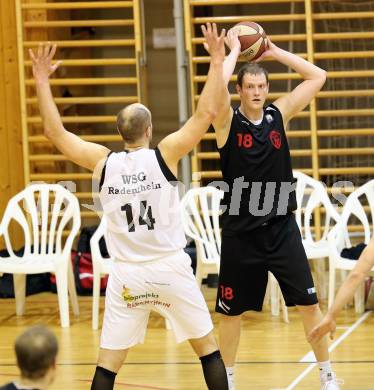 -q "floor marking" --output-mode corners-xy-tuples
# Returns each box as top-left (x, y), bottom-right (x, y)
(285, 311), (372, 390)
(76, 379), (172, 389)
